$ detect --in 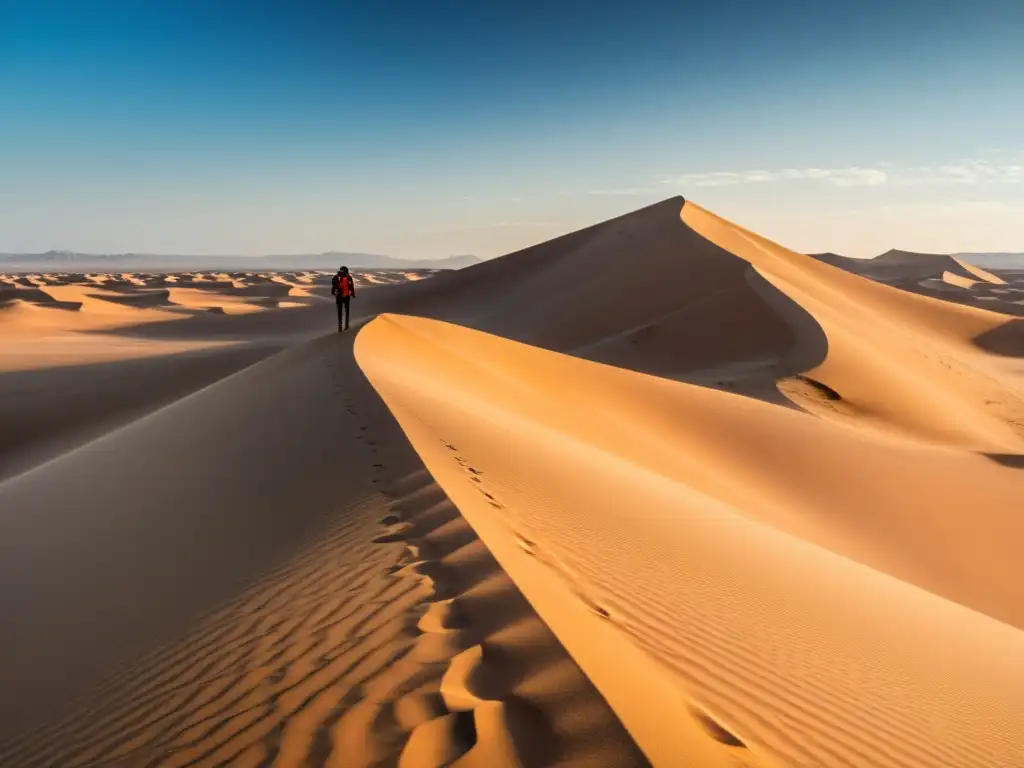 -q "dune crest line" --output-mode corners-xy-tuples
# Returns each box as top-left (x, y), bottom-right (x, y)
(355, 200), (1024, 768)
